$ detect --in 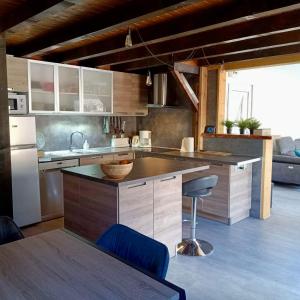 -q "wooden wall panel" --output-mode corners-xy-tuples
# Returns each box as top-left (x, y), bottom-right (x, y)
(0, 34), (13, 217)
